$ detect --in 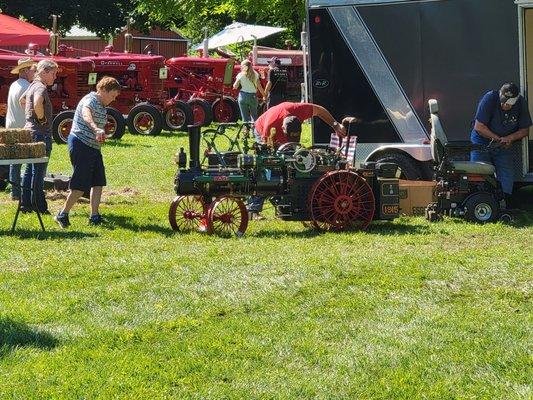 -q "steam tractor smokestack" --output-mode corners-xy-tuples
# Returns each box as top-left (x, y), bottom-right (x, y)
(187, 125), (201, 170)
(49, 15), (59, 56)
(124, 19), (133, 53)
